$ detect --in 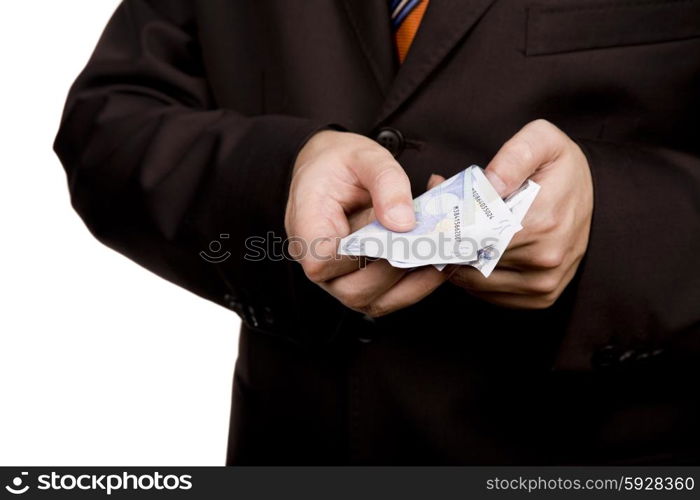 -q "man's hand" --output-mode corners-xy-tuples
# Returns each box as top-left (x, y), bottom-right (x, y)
(285, 130), (449, 317)
(447, 119), (594, 309)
